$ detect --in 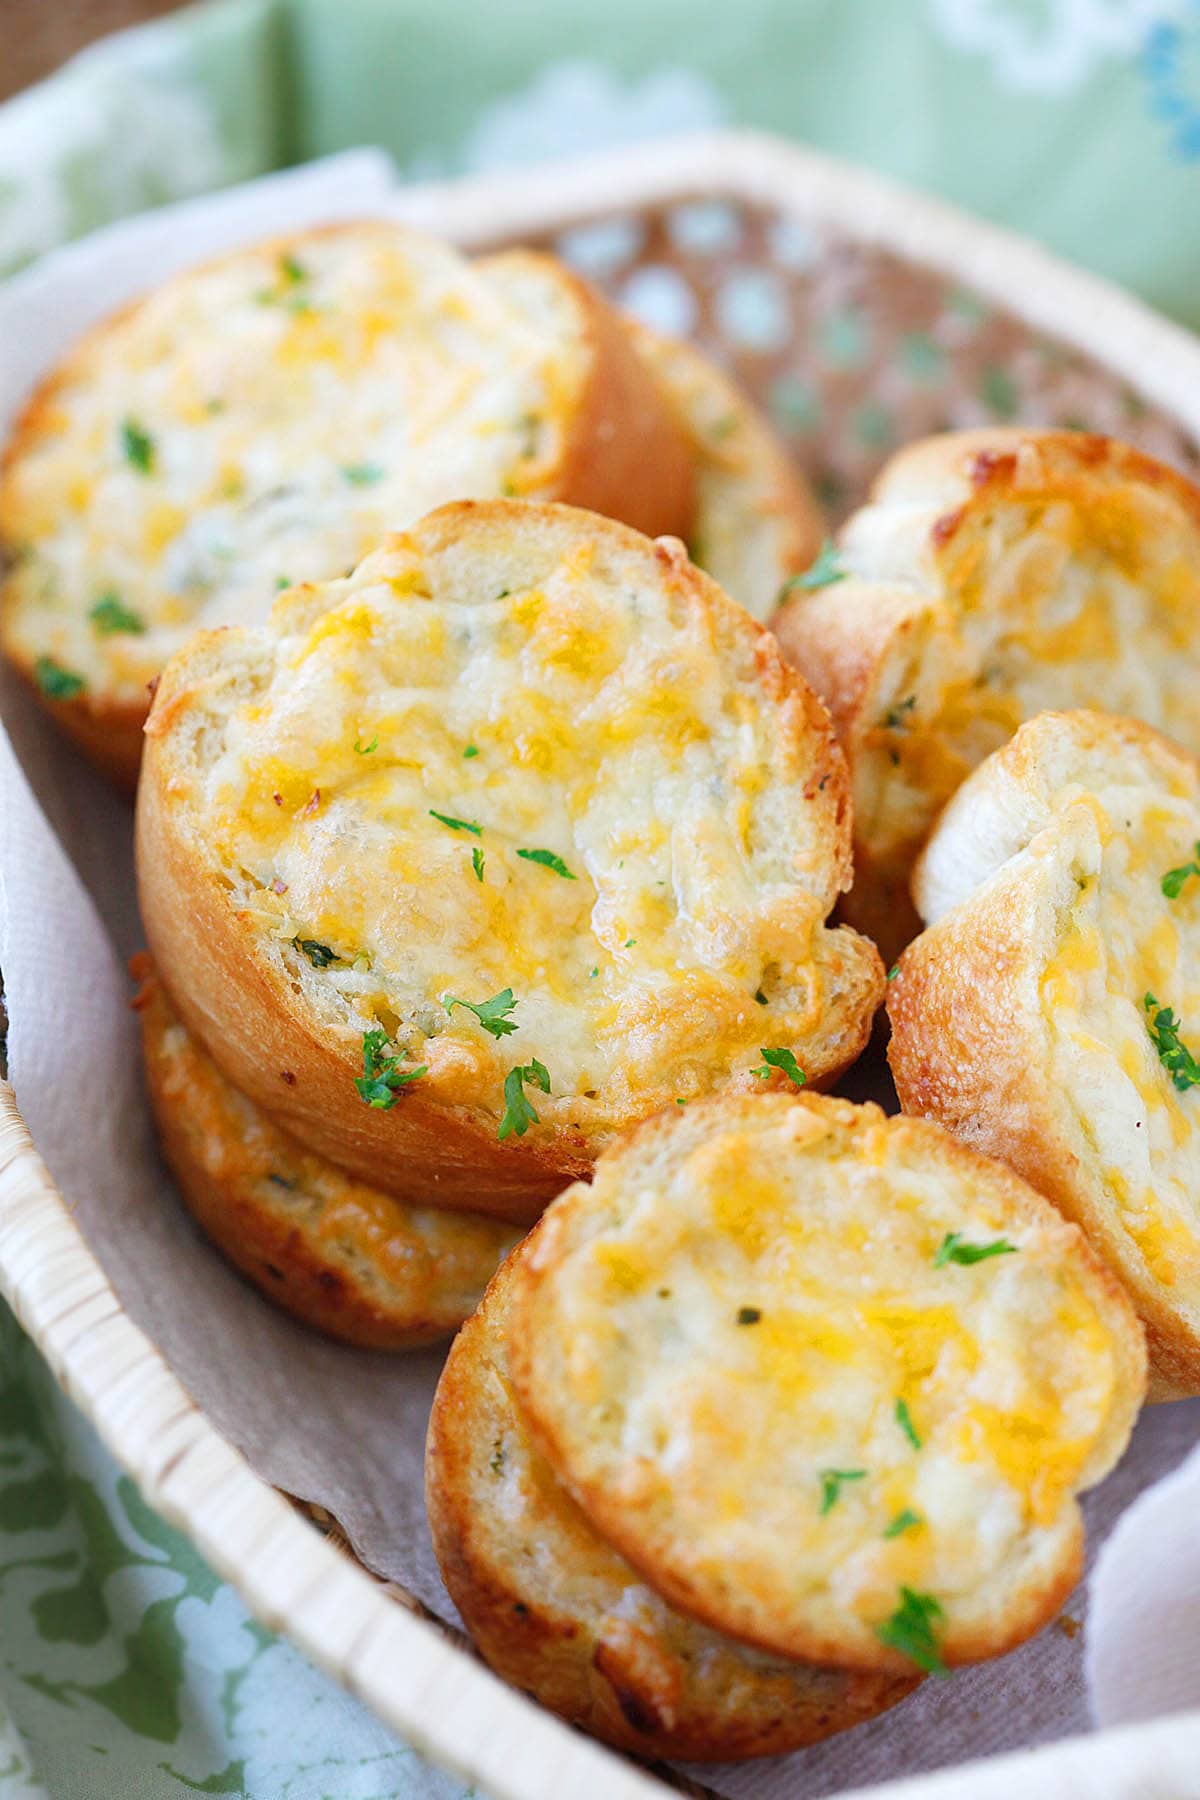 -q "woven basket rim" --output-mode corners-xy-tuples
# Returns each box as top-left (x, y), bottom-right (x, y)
(4, 128), (1200, 1800)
